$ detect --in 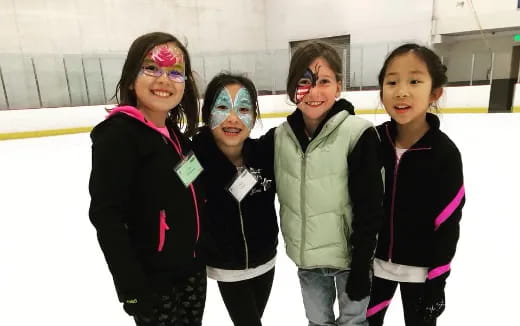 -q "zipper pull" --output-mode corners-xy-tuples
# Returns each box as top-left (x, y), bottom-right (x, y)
(158, 210), (170, 252)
